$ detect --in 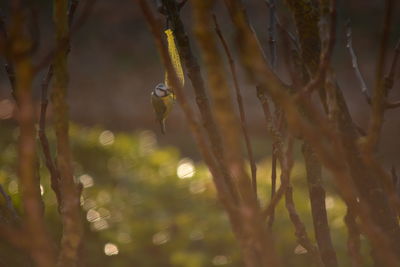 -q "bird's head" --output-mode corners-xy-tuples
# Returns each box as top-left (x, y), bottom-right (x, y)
(154, 83), (171, 97)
